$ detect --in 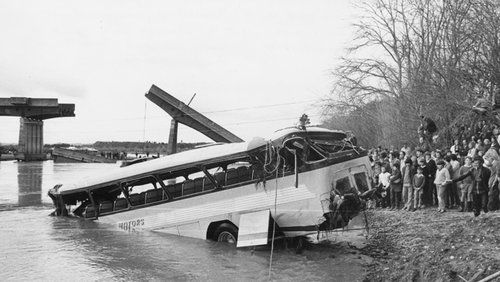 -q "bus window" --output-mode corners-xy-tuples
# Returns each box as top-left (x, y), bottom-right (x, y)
(334, 177), (354, 195)
(353, 172), (369, 193)
(123, 176), (161, 194)
(281, 137), (326, 169)
(123, 176), (168, 206)
(304, 145), (326, 163)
